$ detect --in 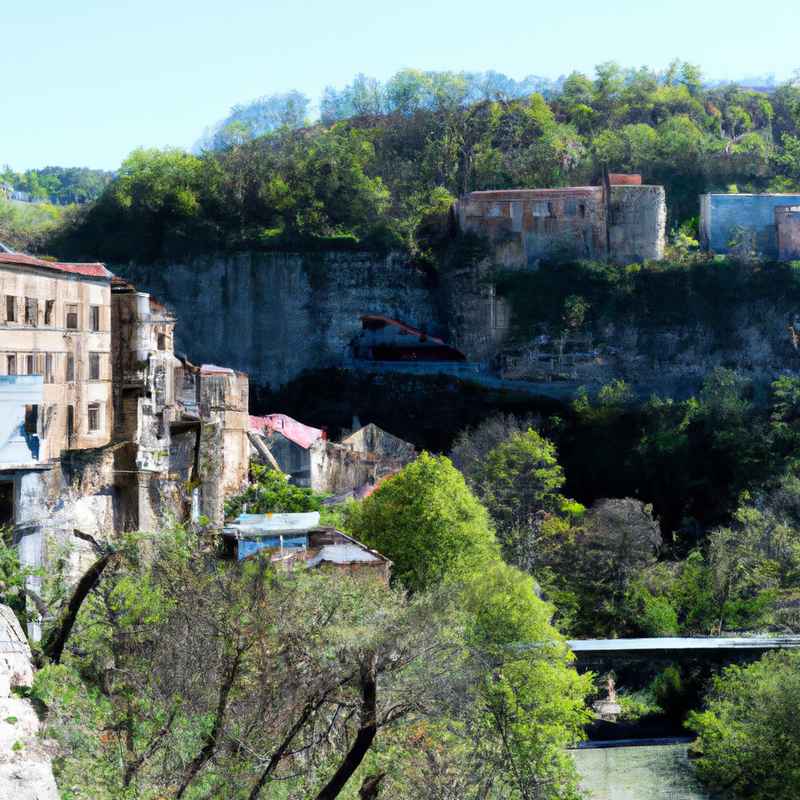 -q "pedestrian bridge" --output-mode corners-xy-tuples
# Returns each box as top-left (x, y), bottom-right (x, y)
(568, 635), (800, 656)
